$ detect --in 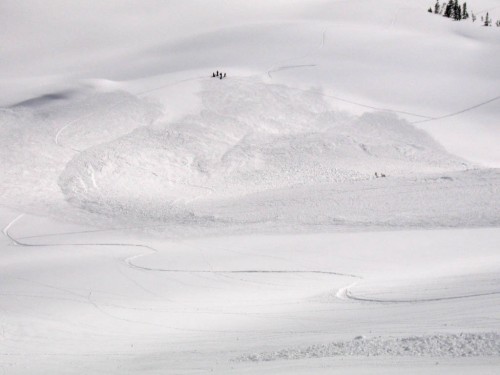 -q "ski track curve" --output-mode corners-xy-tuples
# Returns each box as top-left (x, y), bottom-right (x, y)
(267, 29), (325, 78)
(267, 64), (317, 76)
(411, 94), (500, 124)
(4, 214), (500, 306)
